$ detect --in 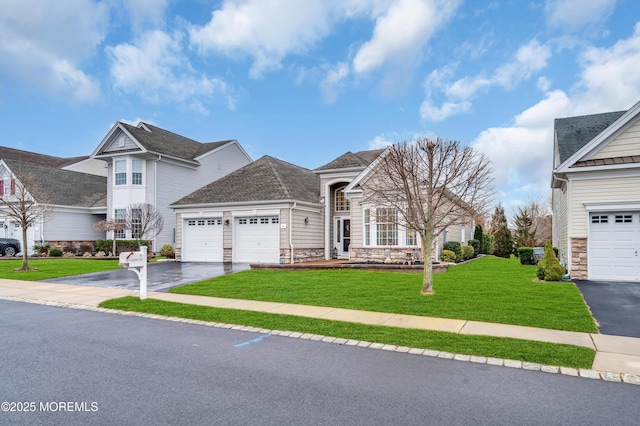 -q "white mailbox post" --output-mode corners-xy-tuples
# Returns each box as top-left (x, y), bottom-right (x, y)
(119, 246), (148, 300)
